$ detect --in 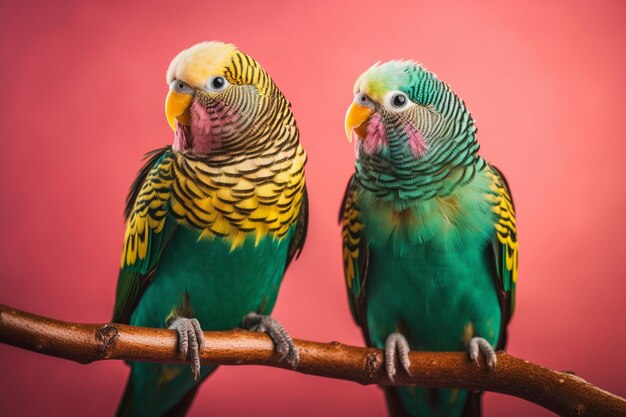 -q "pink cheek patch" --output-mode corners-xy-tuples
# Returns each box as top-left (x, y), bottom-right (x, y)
(404, 123), (427, 156)
(190, 100), (215, 154)
(358, 114), (427, 158)
(190, 100), (240, 155)
(363, 114), (387, 154)
(172, 122), (188, 153)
